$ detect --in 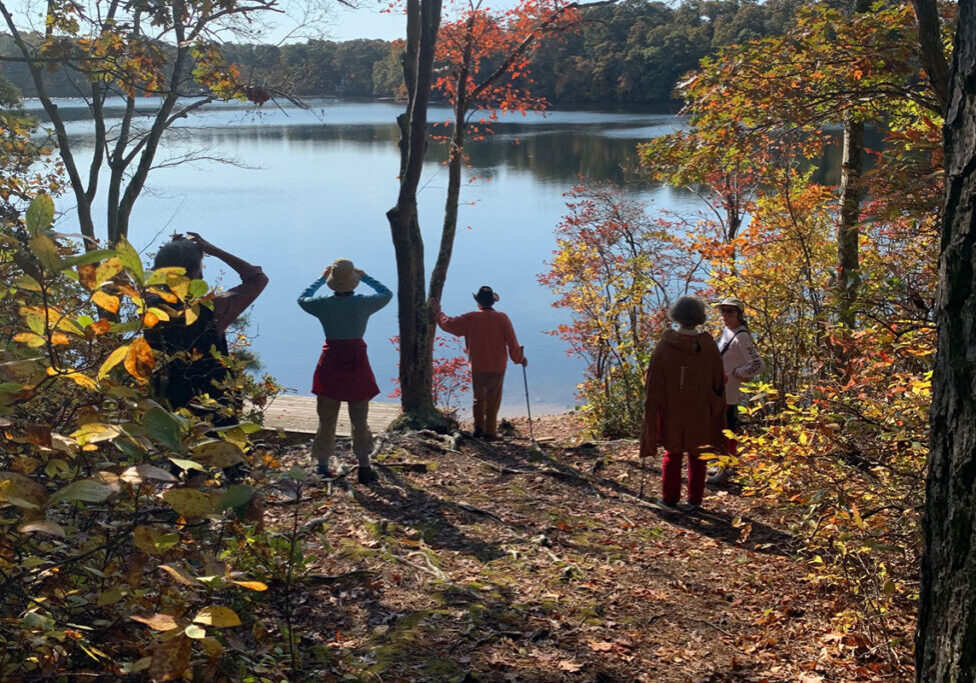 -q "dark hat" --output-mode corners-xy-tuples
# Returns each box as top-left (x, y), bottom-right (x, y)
(473, 286), (500, 306)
